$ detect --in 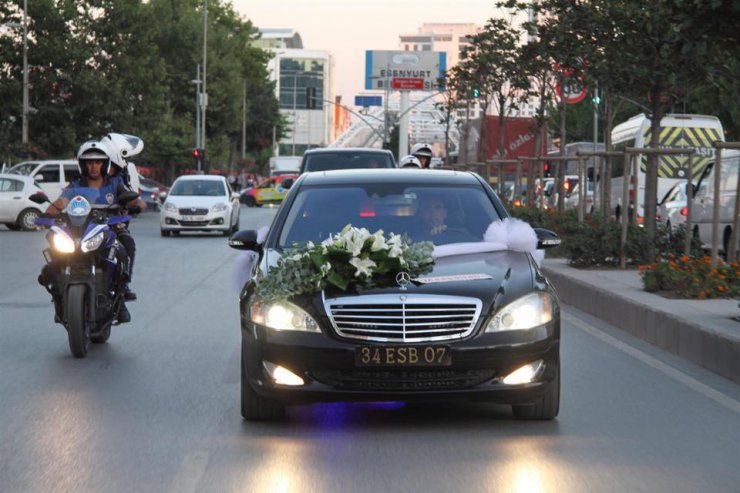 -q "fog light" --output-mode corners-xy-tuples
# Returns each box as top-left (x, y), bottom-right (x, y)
(263, 361), (304, 386)
(502, 360), (544, 385)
